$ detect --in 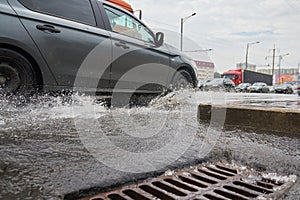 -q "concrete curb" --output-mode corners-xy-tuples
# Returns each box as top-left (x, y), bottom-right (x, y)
(198, 104), (300, 138)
